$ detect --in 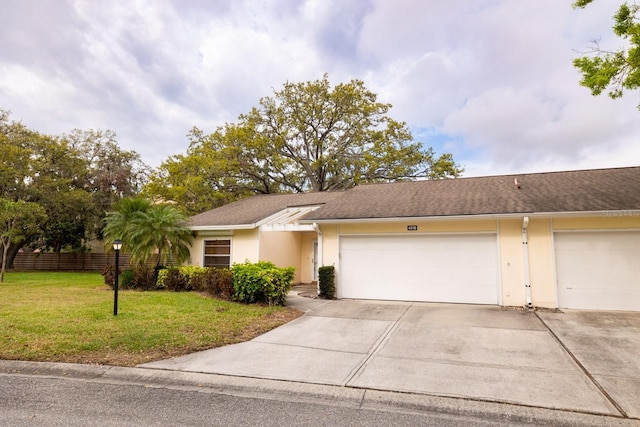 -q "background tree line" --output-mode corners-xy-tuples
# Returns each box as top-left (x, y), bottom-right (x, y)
(0, 109), (148, 272)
